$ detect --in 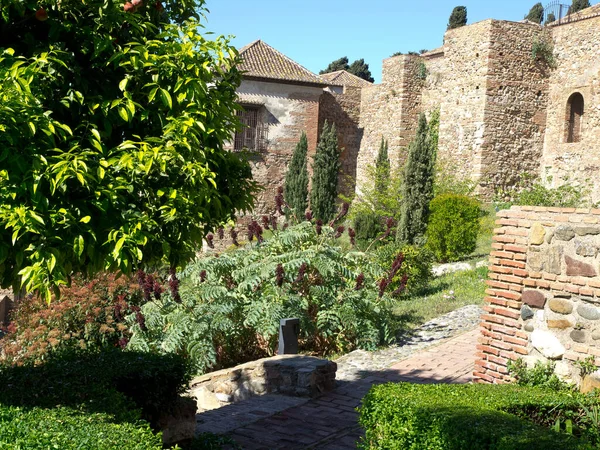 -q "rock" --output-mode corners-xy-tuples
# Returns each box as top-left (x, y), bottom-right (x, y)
(522, 290), (546, 309)
(193, 386), (222, 411)
(554, 361), (571, 380)
(549, 298), (574, 315)
(158, 396), (197, 446)
(575, 226), (600, 236)
(565, 255), (596, 277)
(524, 322), (535, 332)
(531, 329), (566, 359)
(578, 304), (600, 320)
(530, 223), (546, 245)
(521, 305), (535, 320)
(575, 240), (598, 257)
(581, 372), (600, 394)
(570, 329), (587, 343)
(546, 246), (563, 275)
(593, 329), (600, 340)
(528, 252), (544, 272)
(214, 392), (233, 403)
(547, 318), (574, 329)
(555, 225), (576, 241)
(546, 230), (555, 244)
